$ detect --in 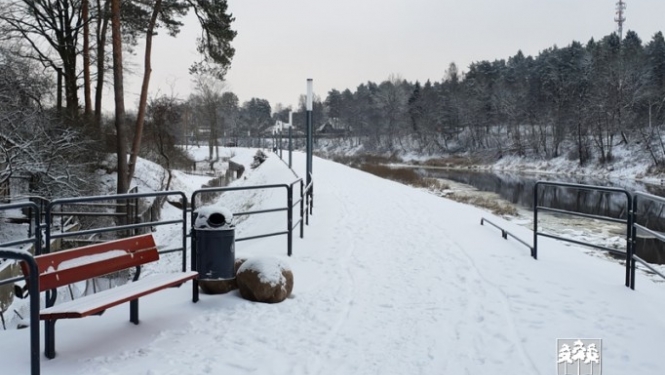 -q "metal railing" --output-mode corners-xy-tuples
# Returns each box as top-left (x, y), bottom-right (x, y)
(0, 202), (42, 290)
(291, 179), (305, 240)
(1, 175), (316, 372)
(0, 201), (42, 253)
(629, 191), (665, 290)
(480, 217), (534, 254)
(190, 180), (312, 302)
(533, 181), (633, 287)
(191, 183), (295, 256)
(45, 191), (188, 272)
(479, 181), (665, 290)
